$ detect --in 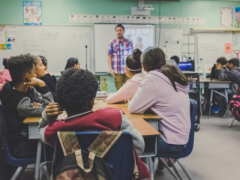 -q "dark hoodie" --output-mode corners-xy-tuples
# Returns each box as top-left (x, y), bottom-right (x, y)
(219, 67), (240, 93)
(1, 82), (53, 150)
(35, 74), (57, 102)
